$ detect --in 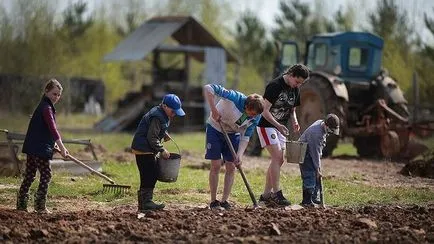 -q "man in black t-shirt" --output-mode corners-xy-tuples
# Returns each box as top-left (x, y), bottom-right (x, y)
(256, 64), (310, 207)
